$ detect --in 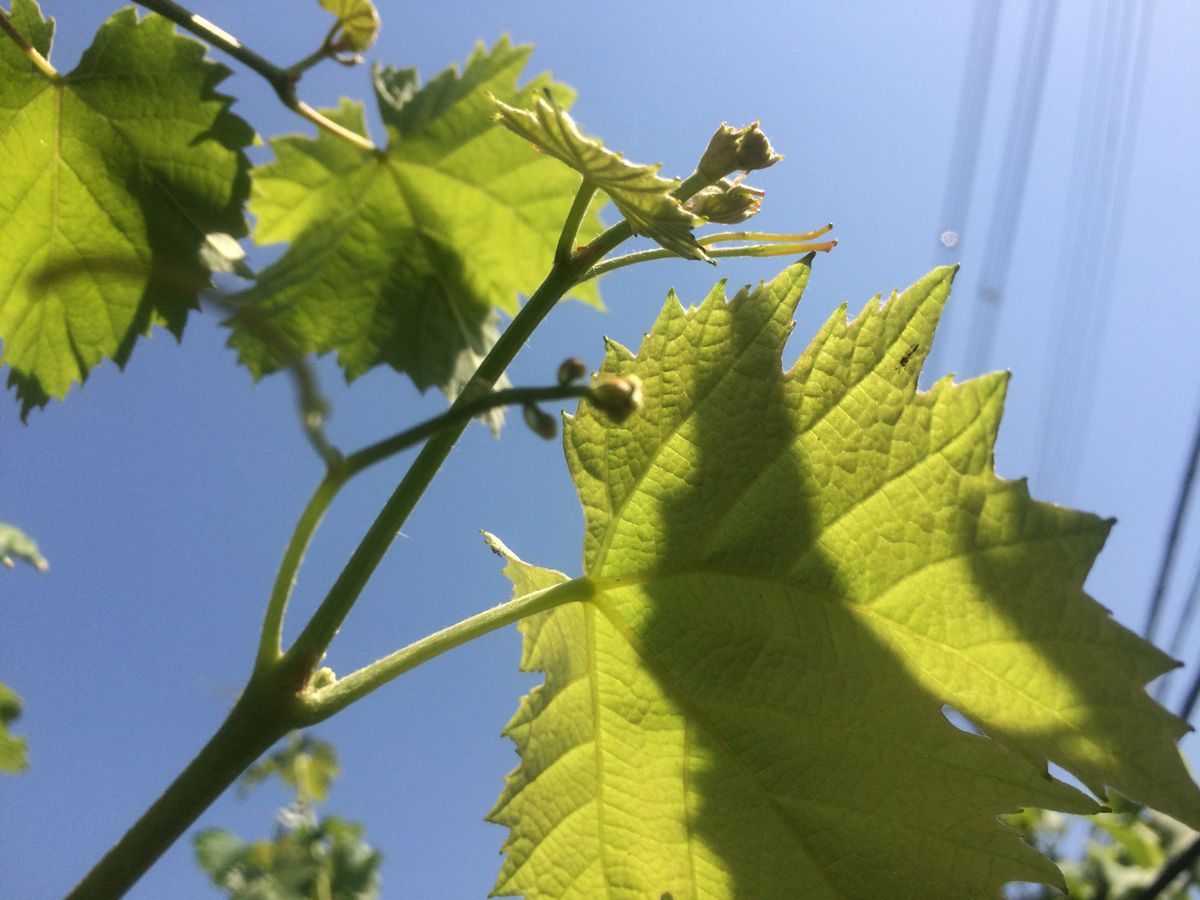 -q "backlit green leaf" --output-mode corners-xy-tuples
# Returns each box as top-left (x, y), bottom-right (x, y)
(493, 95), (707, 261)
(0, 0), (252, 415)
(489, 260), (1200, 898)
(0, 683), (29, 773)
(227, 39), (603, 423)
